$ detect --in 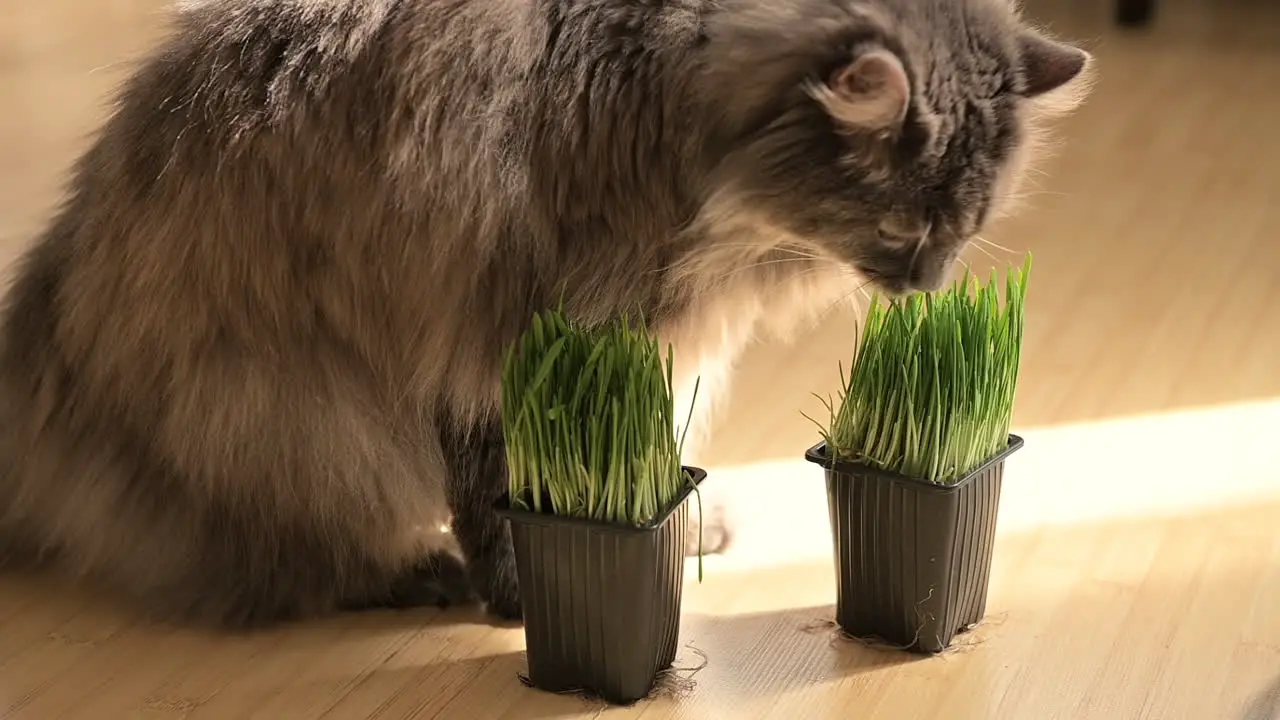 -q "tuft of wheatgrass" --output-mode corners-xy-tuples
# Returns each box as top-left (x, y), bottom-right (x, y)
(812, 254), (1031, 485)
